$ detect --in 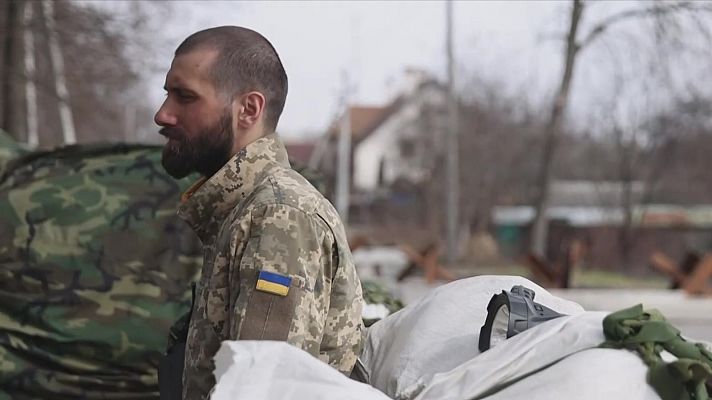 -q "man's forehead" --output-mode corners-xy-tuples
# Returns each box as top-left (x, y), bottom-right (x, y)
(165, 47), (219, 86)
